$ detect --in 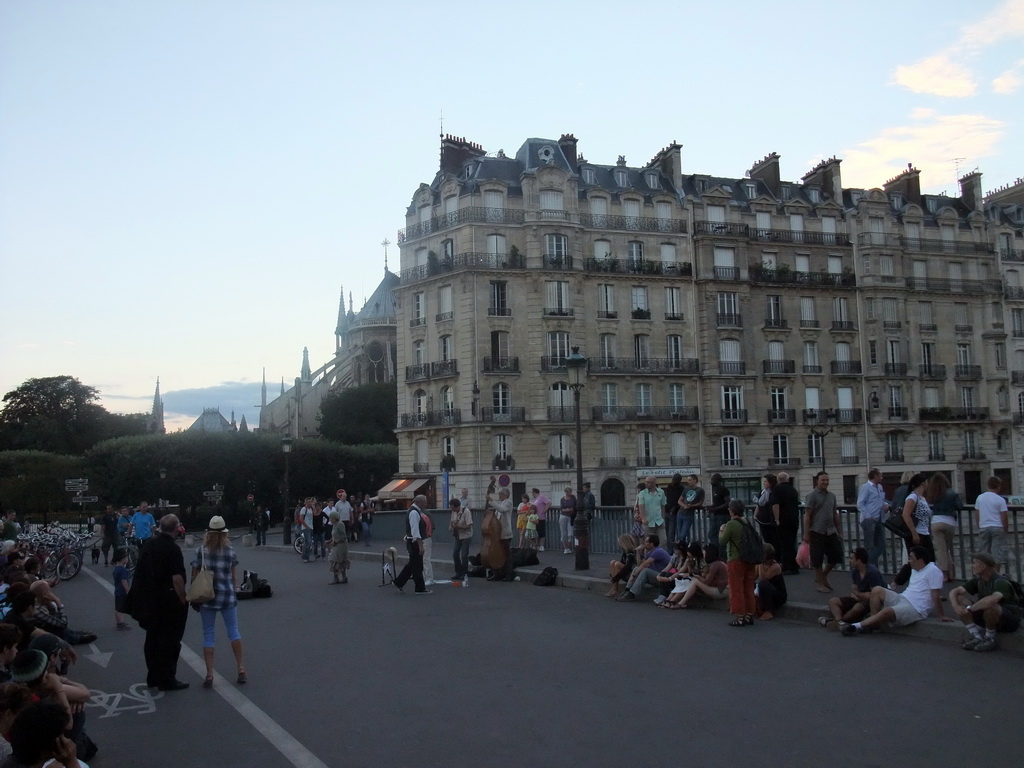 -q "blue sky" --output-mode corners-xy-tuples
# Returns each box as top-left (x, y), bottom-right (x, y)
(2, 0), (1022, 430)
